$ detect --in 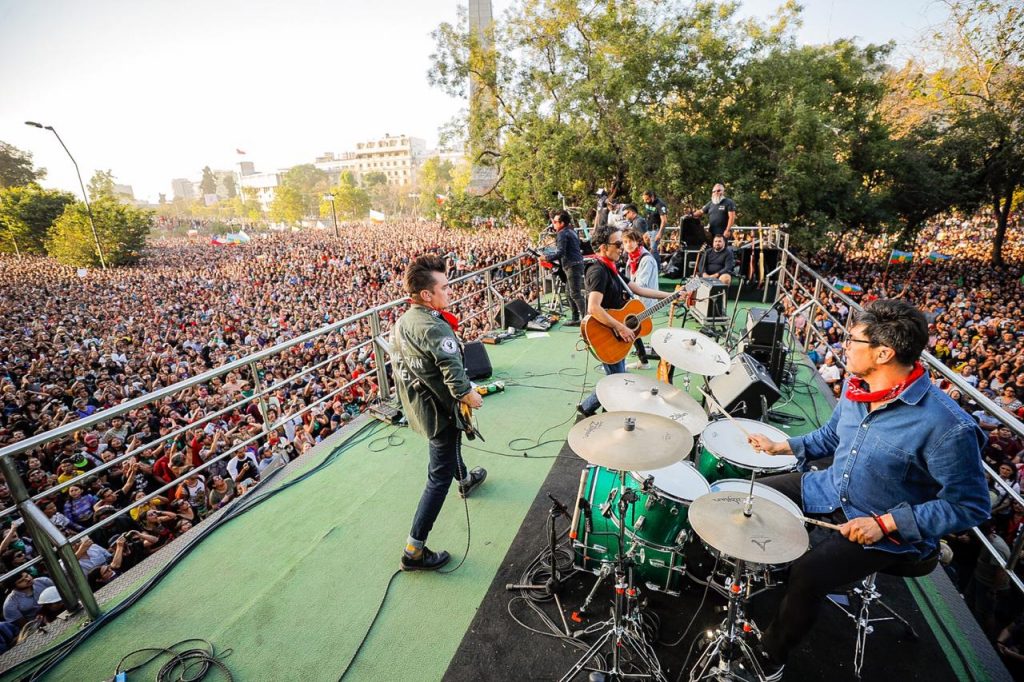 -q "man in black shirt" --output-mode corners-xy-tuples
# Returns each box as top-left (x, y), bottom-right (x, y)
(642, 190), (669, 259)
(551, 210), (586, 326)
(578, 226), (670, 416)
(694, 183), (736, 238)
(700, 234), (735, 286)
